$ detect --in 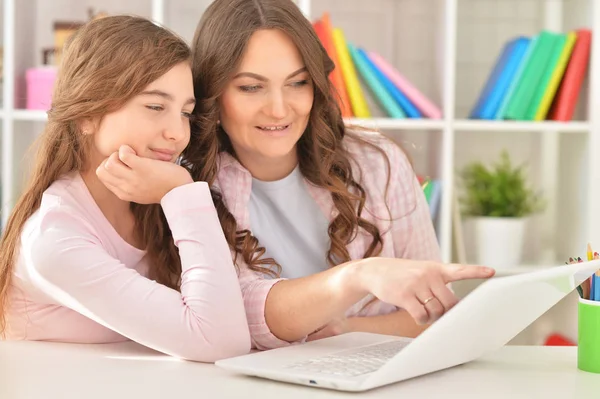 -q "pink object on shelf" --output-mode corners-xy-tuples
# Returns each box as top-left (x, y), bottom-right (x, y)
(368, 51), (443, 119)
(26, 66), (58, 110)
